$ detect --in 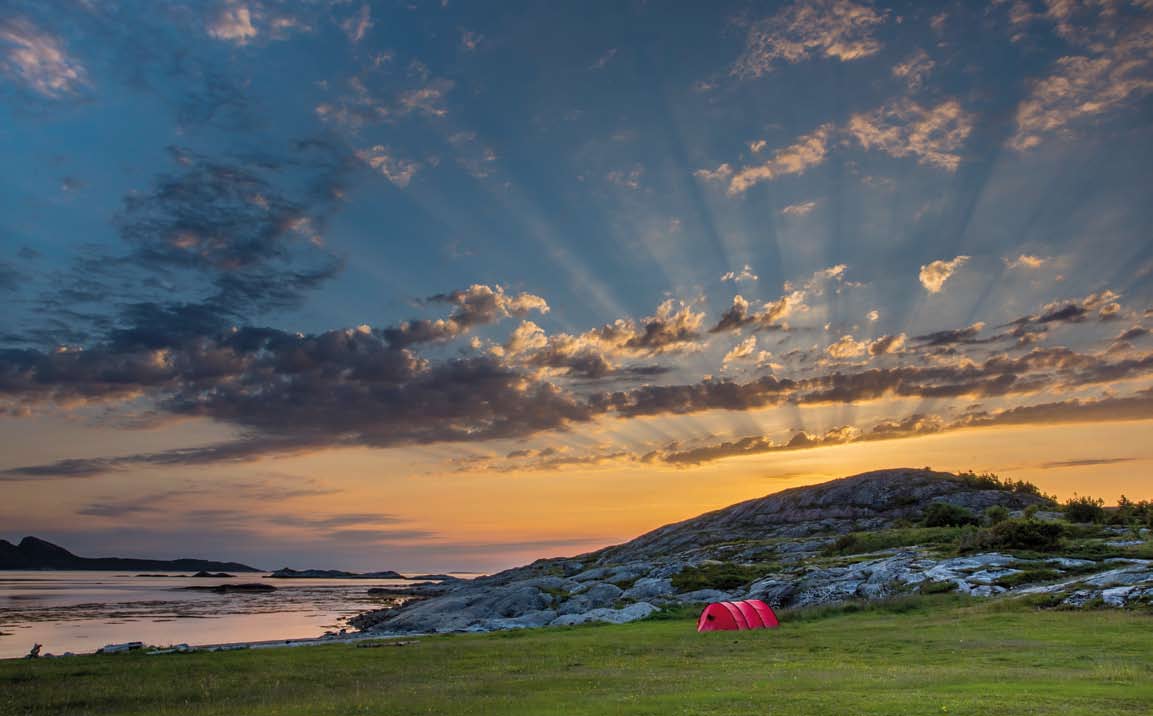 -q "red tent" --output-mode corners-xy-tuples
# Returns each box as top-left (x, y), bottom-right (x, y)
(696, 599), (779, 632)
